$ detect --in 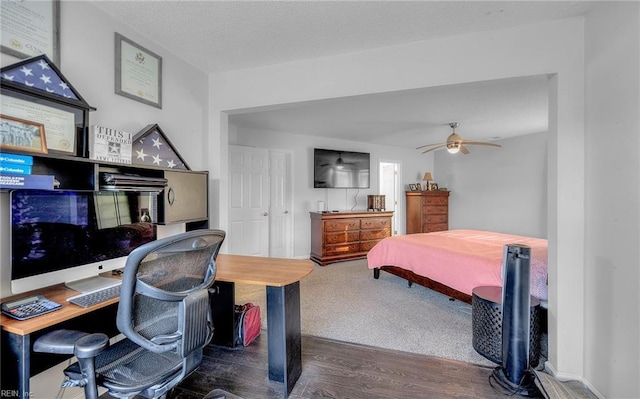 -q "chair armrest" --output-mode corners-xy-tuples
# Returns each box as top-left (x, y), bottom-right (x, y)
(33, 329), (109, 358)
(34, 329), (90, 355)
(74, 333), (109, 358)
